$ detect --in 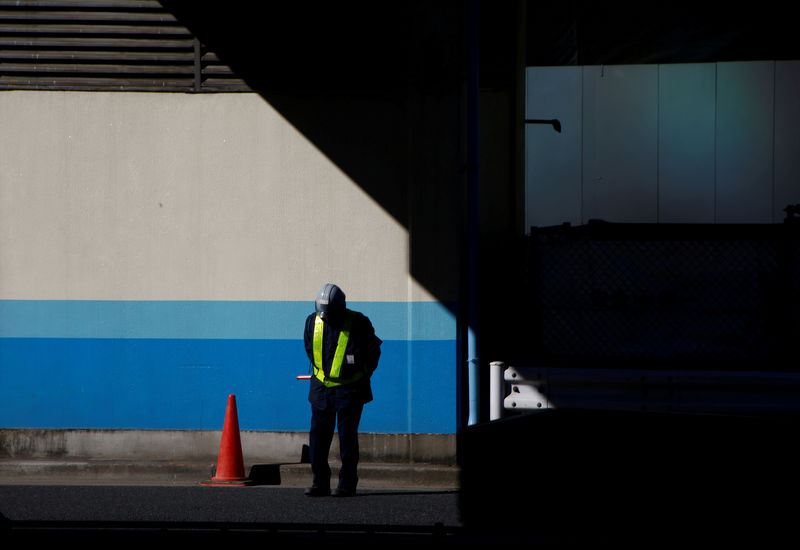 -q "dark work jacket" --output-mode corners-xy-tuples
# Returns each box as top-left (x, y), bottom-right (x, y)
(304, 309), (382, 409)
